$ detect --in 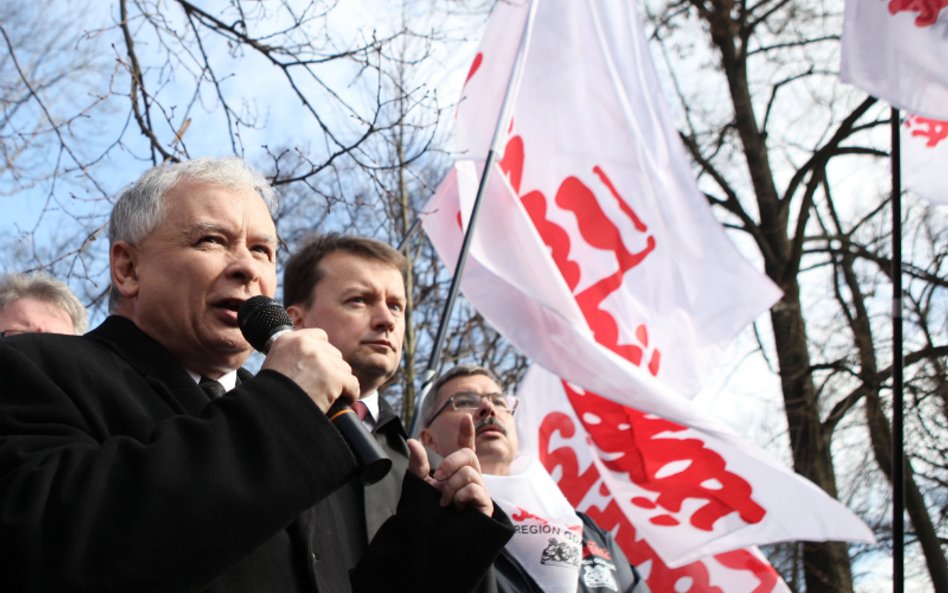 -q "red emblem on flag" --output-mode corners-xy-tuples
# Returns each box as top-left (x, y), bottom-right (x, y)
(582, 539), (612, 561)
(550, 385), (766, 532)
(539, 406), (777, 593)
(499, 126), (662, 376)
(905, 115), (948, 147)
(887, 0), (948, 26)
